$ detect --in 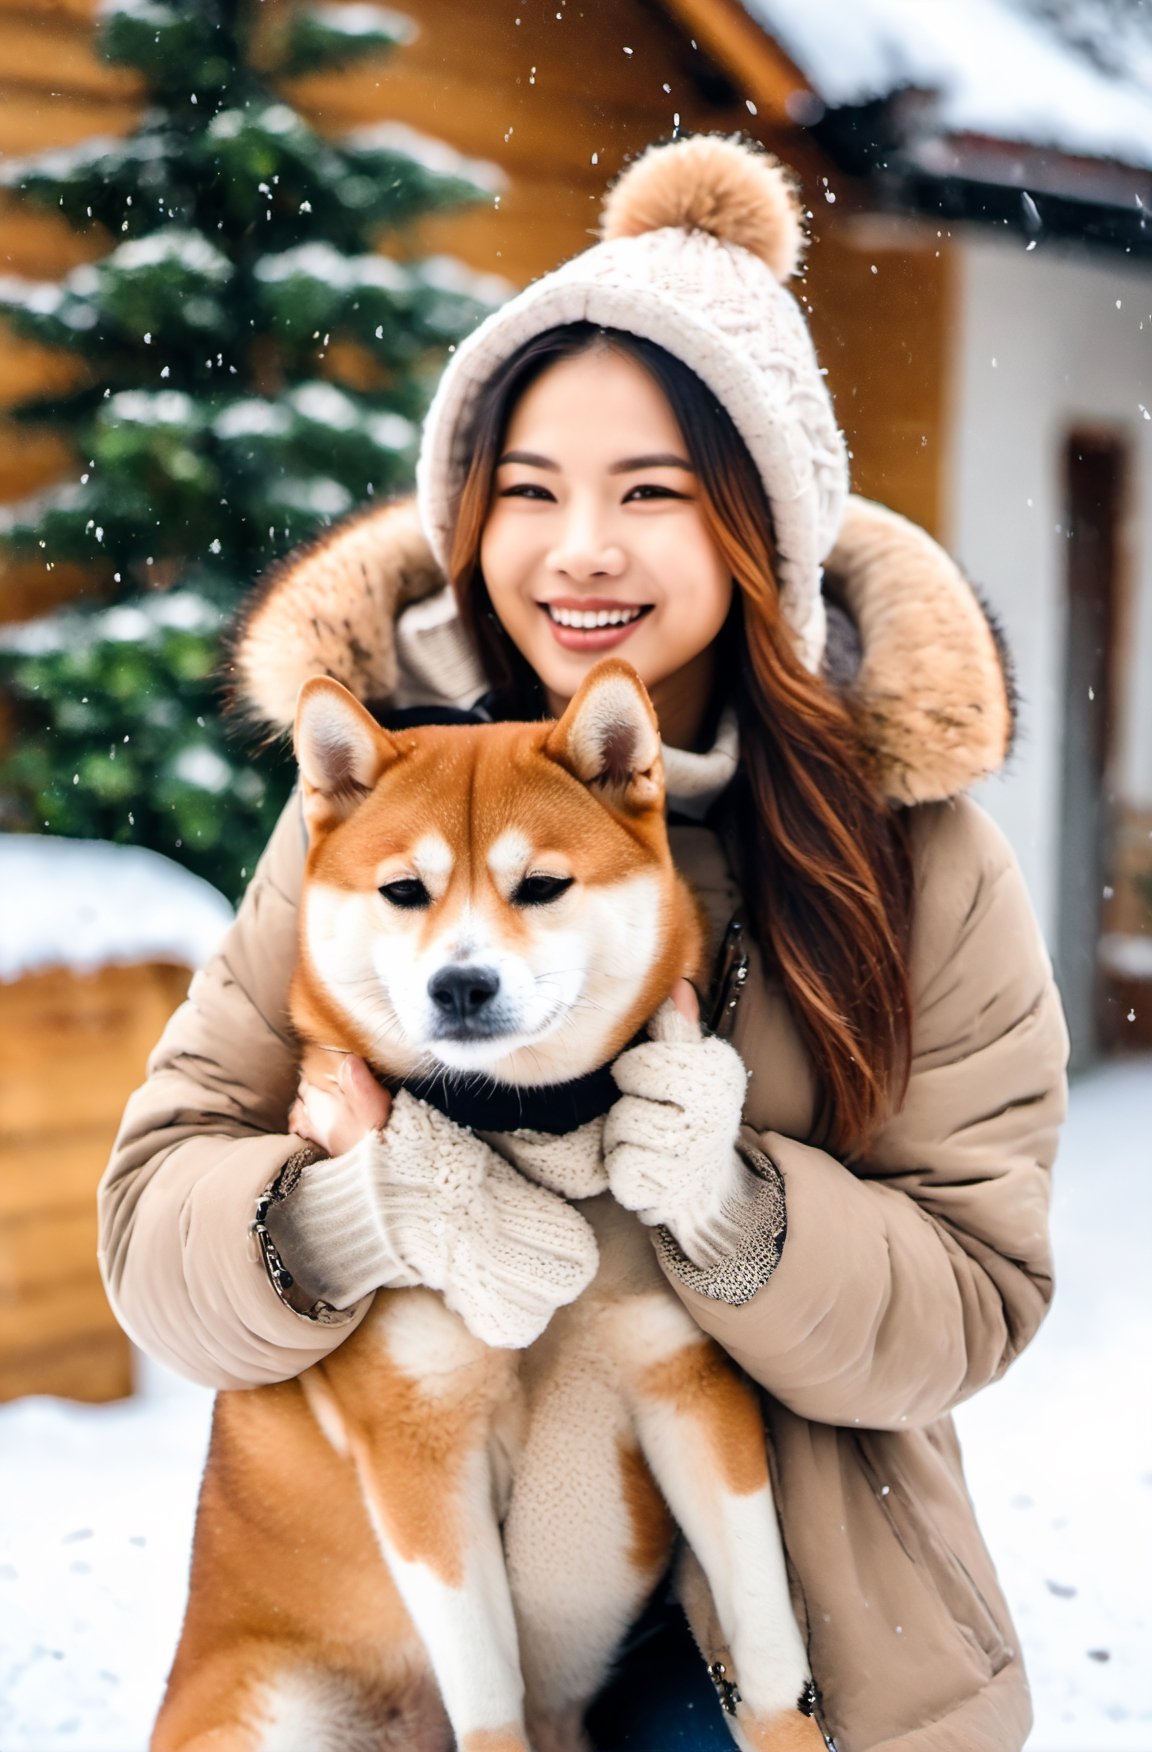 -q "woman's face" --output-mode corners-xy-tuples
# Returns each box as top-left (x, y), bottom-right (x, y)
(479, 346), (733, 732)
